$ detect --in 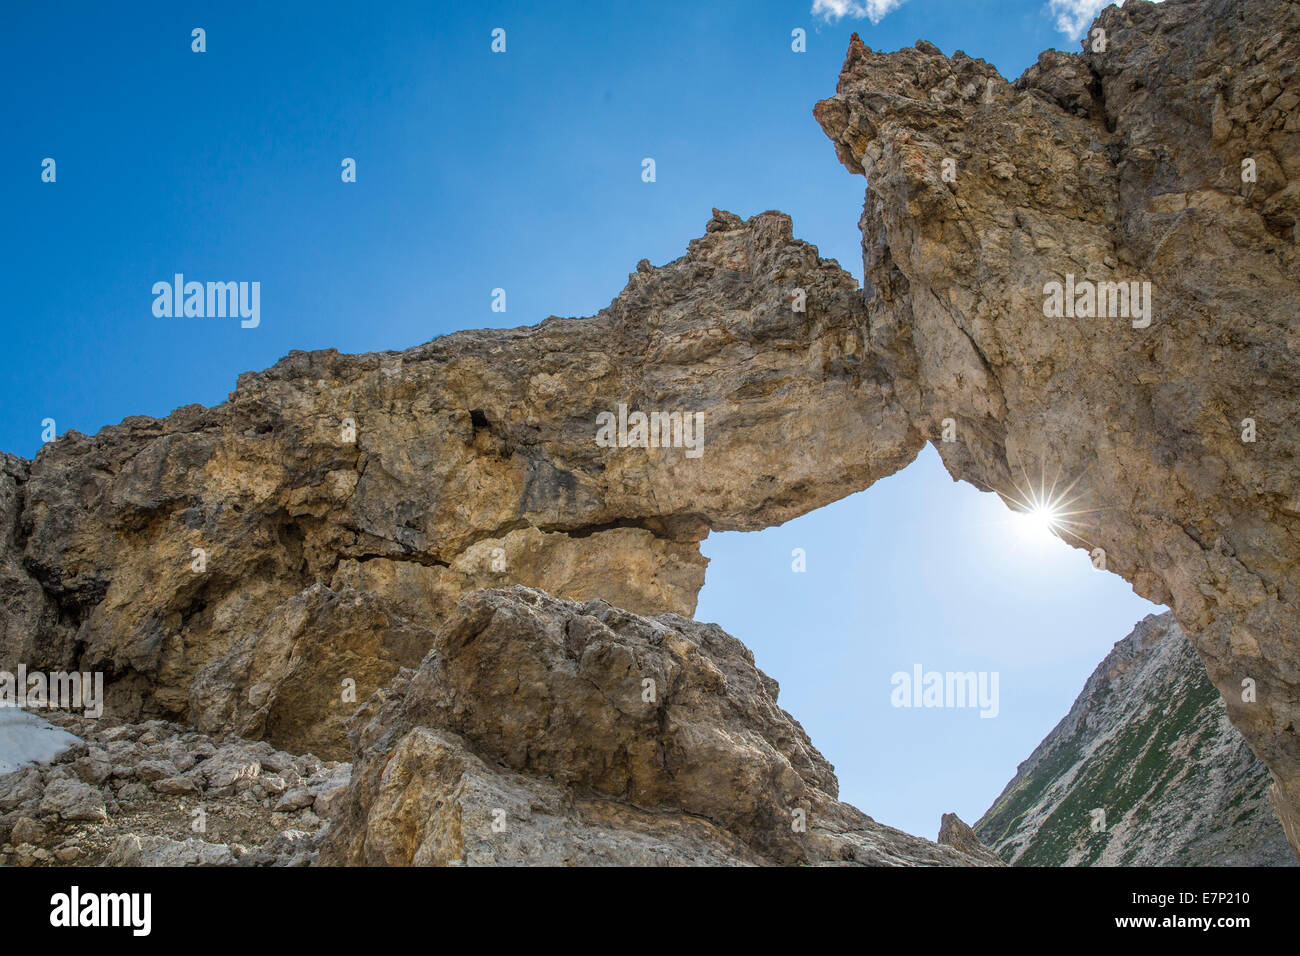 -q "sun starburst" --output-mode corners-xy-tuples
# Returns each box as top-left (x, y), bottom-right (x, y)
(1001, 460), (1101, 547)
